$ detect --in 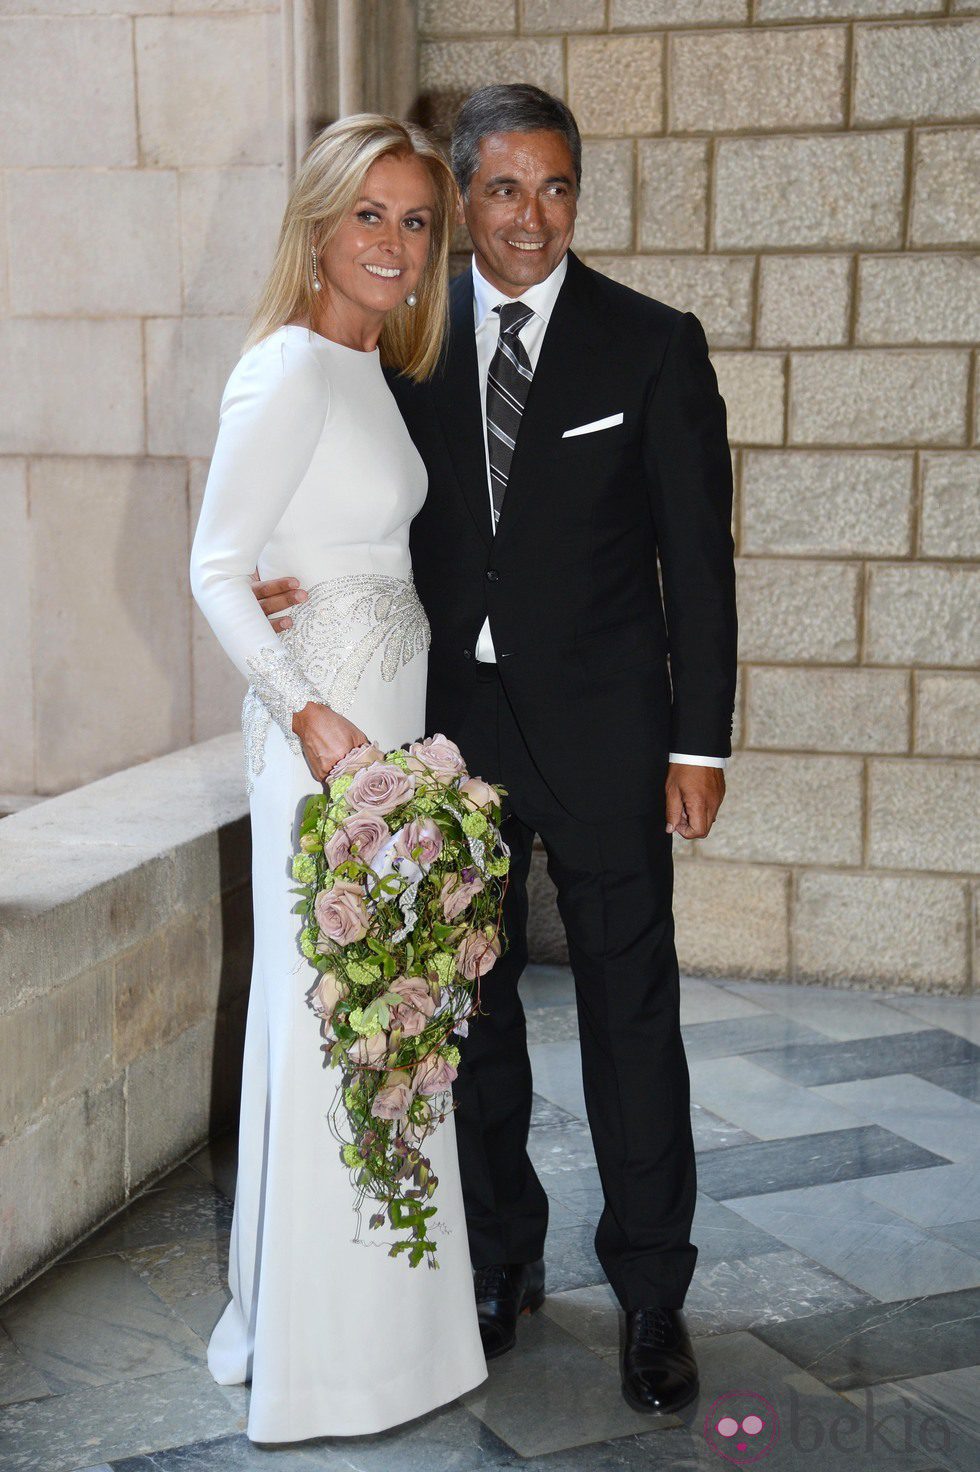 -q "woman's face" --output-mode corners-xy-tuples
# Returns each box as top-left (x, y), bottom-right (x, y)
(316, 152), (436, 321)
